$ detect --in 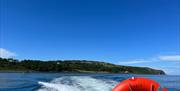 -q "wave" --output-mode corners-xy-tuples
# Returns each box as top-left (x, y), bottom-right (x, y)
(38, 76), (118, 91)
